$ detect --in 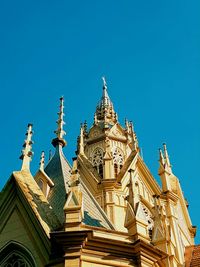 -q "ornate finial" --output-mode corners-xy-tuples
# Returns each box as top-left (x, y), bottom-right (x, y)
(130, 122), (139, 151)
(79, 124), (84, 155)
(125, 118), (129, 132)
(39, 151), (45, 170)
(102, 76), (109, 102)
(163, 143), (171, 170)
(159, 148), (165, 166)
(20, 123), (34, 171)
(52, 97), (67, 147)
